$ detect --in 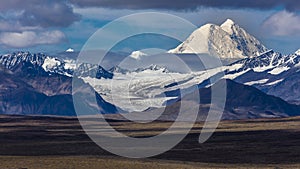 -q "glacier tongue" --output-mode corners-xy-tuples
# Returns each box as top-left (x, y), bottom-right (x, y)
(169, 19), (267, 59)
